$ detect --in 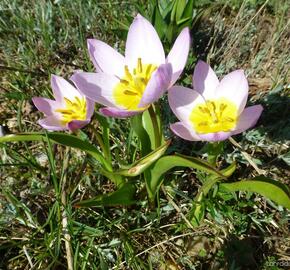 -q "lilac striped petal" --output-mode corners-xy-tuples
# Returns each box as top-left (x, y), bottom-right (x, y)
(168, 86), (204, 127)
(87, 39), (125, 77)
(231, 105), (263, 135)
(138, 63), (172, 108)
(170, 122), (201, 141)
(67, 120), (90, 131)
(86, 98), (95, 119)
(216, 70), (248, 114)
(166, 27), (190, 87)
(51, 75), (81, 103)
(32, 97), (60, 116)
(197, 131), (232, 142)
(99, 107), (143, 118)
(193, 60), (219, 99)
(125, 14), (165, 68)
(38, 116), (65, 131)
(71, 72), (119, 108)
